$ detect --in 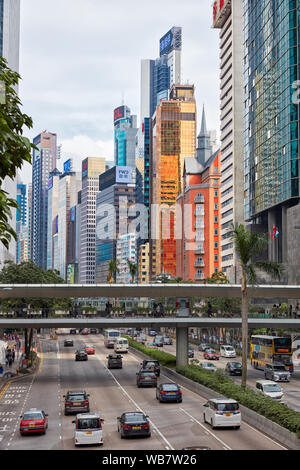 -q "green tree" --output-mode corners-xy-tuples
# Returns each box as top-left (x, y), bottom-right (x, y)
(231, 224), (283, 390)
(0, 57), (35, 249)
(107, 259), (120, 284)
(127, 260), (137, 283)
